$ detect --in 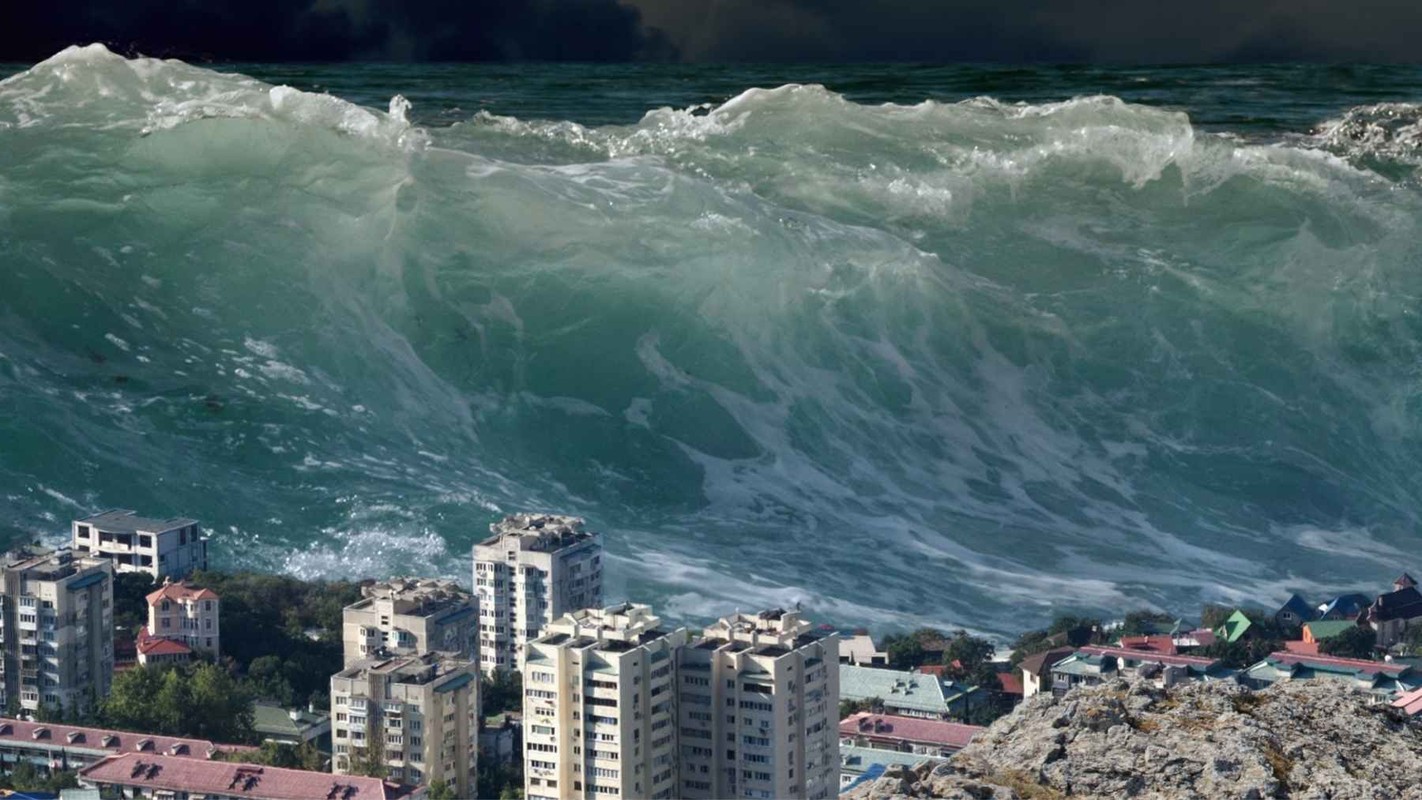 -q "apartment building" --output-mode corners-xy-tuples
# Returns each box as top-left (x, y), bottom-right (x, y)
(678, 609), (840, 800)
(473, 513), (602, 674)
(522, 603), (688, 800)
(78, 753), (416, 800)
(330, 654), (480, 796)
(0, 547), (114, 716)
(342, 578), (478, 666)
(72, 510), (207, 579)
(138, 580), (220, 665)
